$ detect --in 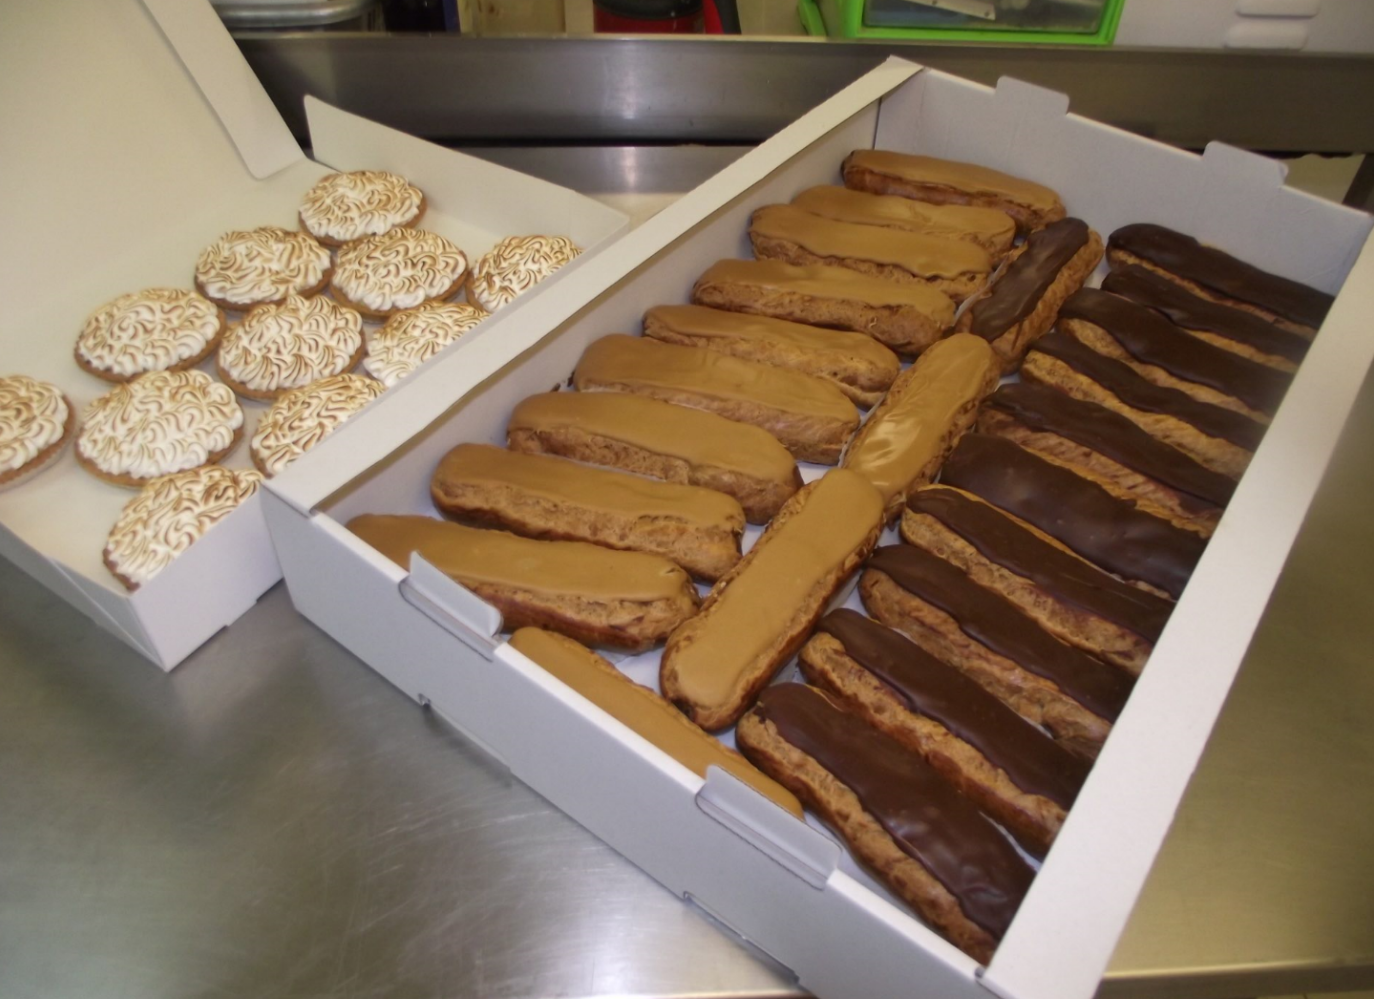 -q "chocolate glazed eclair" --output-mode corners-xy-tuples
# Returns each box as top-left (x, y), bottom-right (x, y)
(1106, 223), (1334, 338)
(736, 682), (1035, 964)
(901, 484), (1174, 675)
(954, 218), (1104, 374)
(1102, 264), (1308, 373)
(978, 382), (1236, 538)
(860, 544), (1133, 760)
(800, 609), (1092, 856)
